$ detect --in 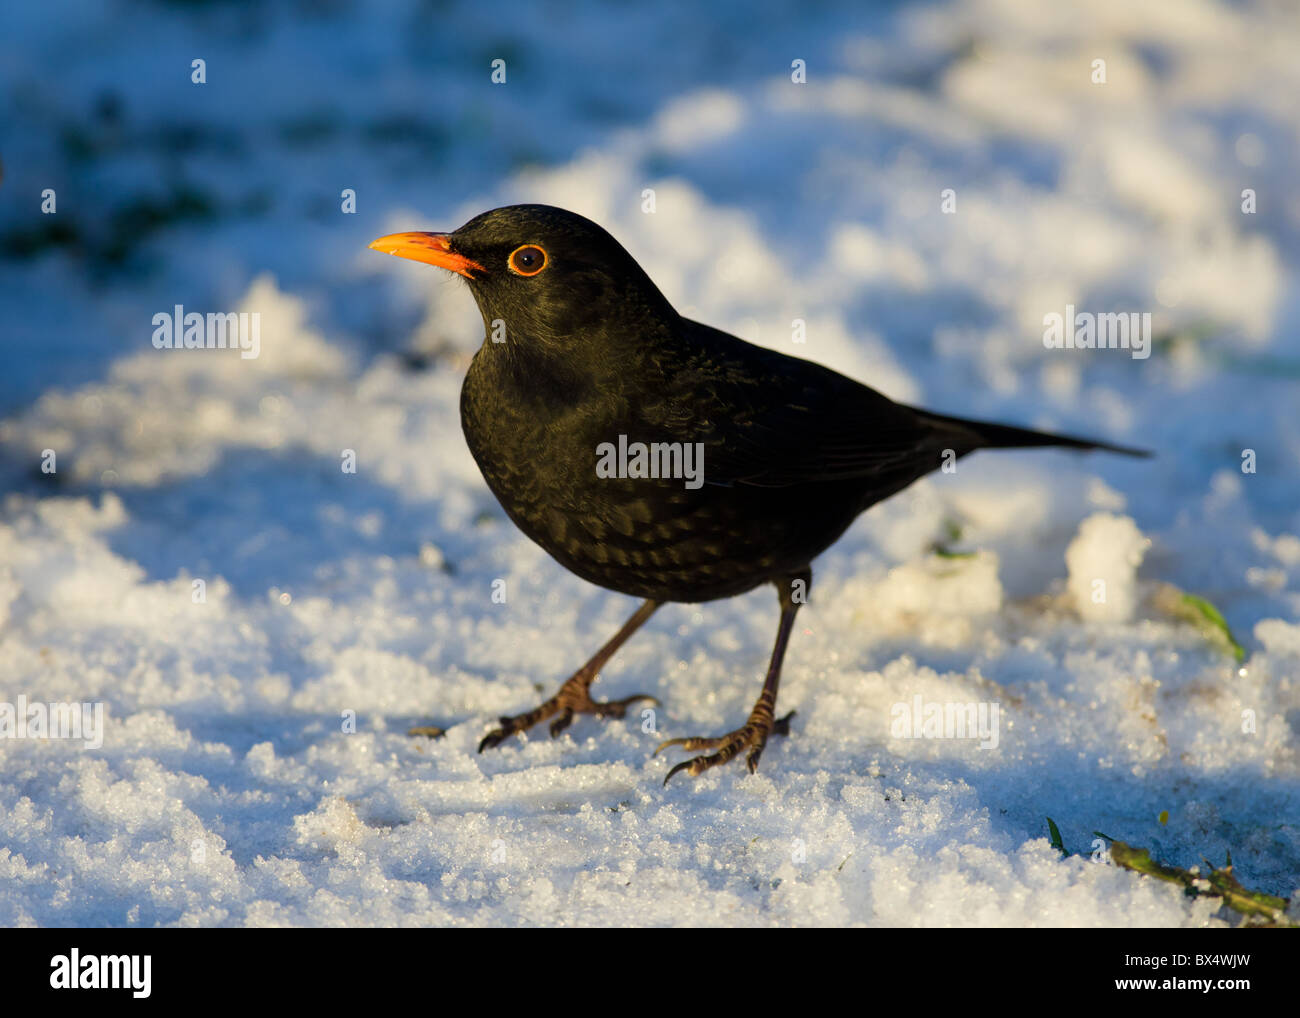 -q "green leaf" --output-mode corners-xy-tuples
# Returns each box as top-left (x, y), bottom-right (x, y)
(1046, 817), (1067, 856)
(1178, 592), (1245, 662)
